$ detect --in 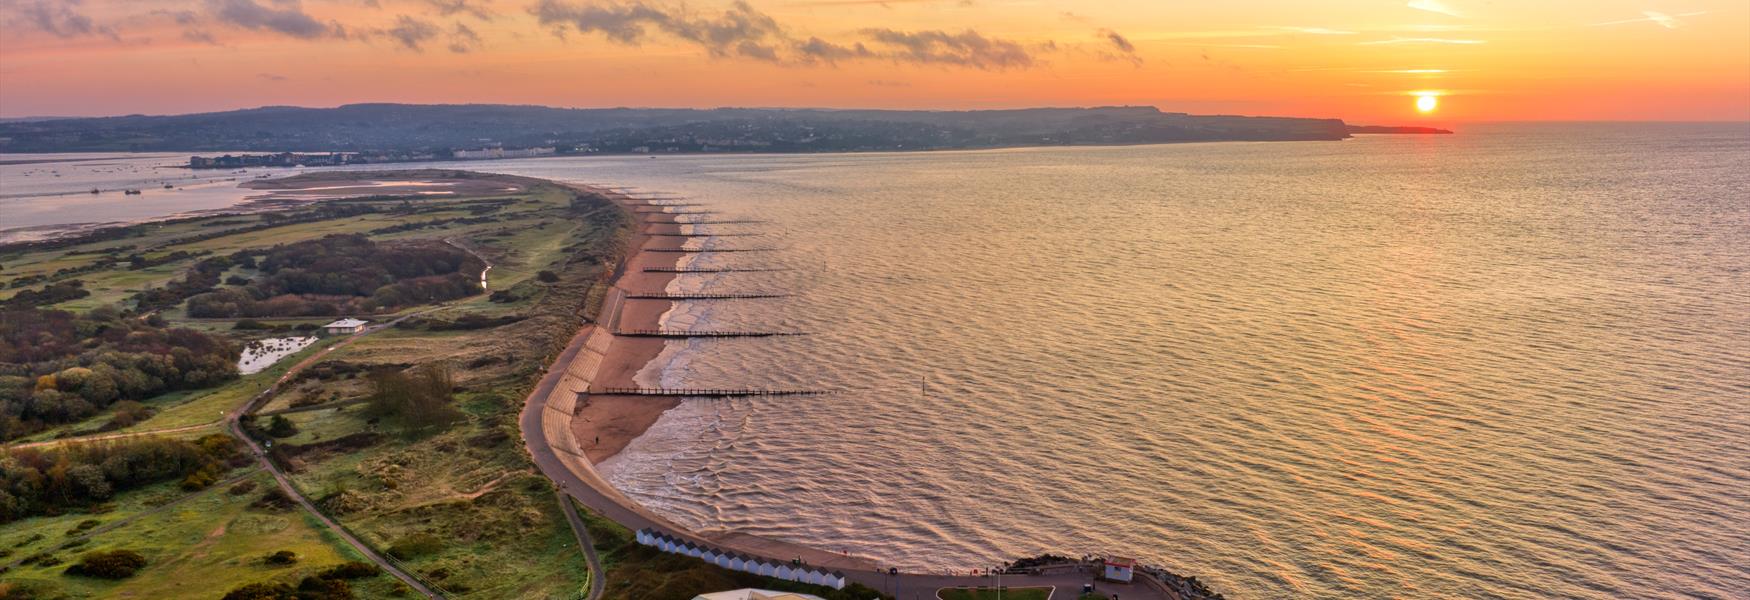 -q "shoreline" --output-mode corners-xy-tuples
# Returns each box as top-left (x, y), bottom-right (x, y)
(521, 184), (1204, 598)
